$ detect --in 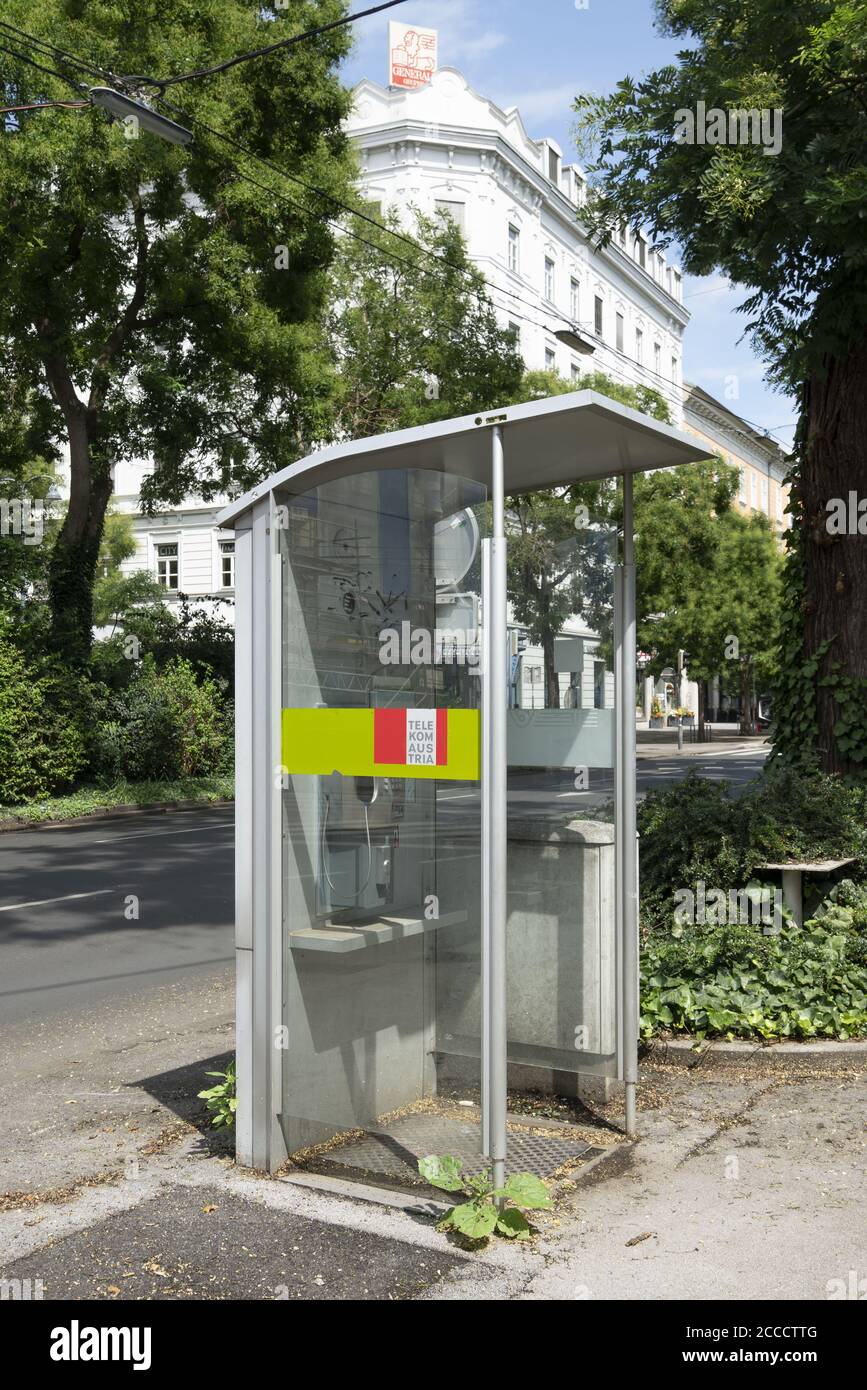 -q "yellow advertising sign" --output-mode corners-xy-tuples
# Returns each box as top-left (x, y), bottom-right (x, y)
(281, 707), (480, 781)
